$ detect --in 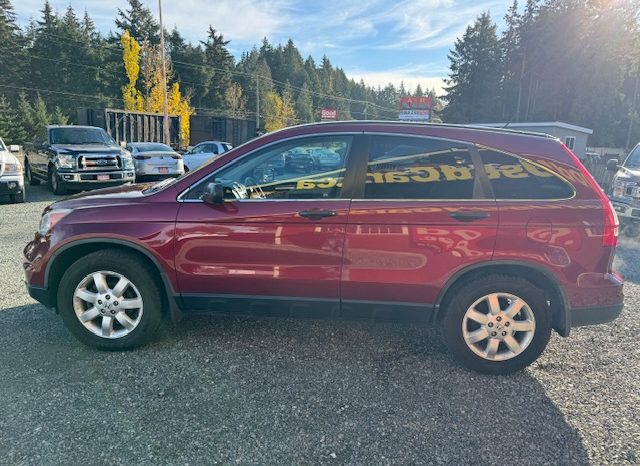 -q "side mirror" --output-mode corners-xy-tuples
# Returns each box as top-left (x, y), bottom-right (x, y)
(201, 182), (224, 204)
(606, 158), (620, 172)
(9, 145), (20, 152)
(120, 141), (127, 148)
